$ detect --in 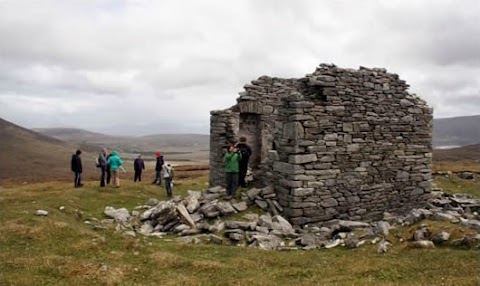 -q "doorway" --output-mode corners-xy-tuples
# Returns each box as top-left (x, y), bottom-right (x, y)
(239, 113), (262, 169)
